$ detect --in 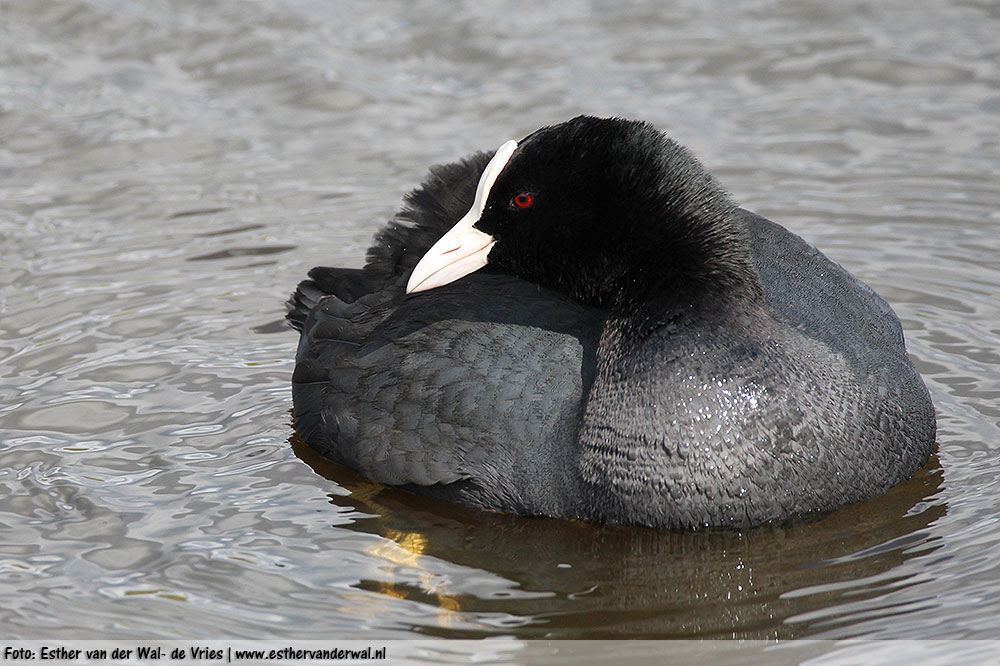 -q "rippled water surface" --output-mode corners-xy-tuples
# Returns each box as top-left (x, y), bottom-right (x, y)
(3, 0), (1000, 659)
